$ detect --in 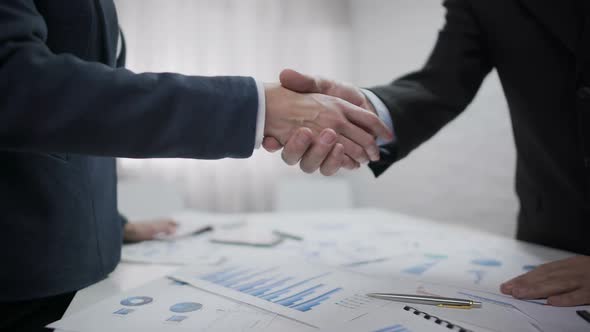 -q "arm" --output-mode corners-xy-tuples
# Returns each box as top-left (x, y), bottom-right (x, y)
(0, 0), (259, 159)
(0, 0), (390, 161)
(270, 0), (493, 176)
(368, 0), (493, 175)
